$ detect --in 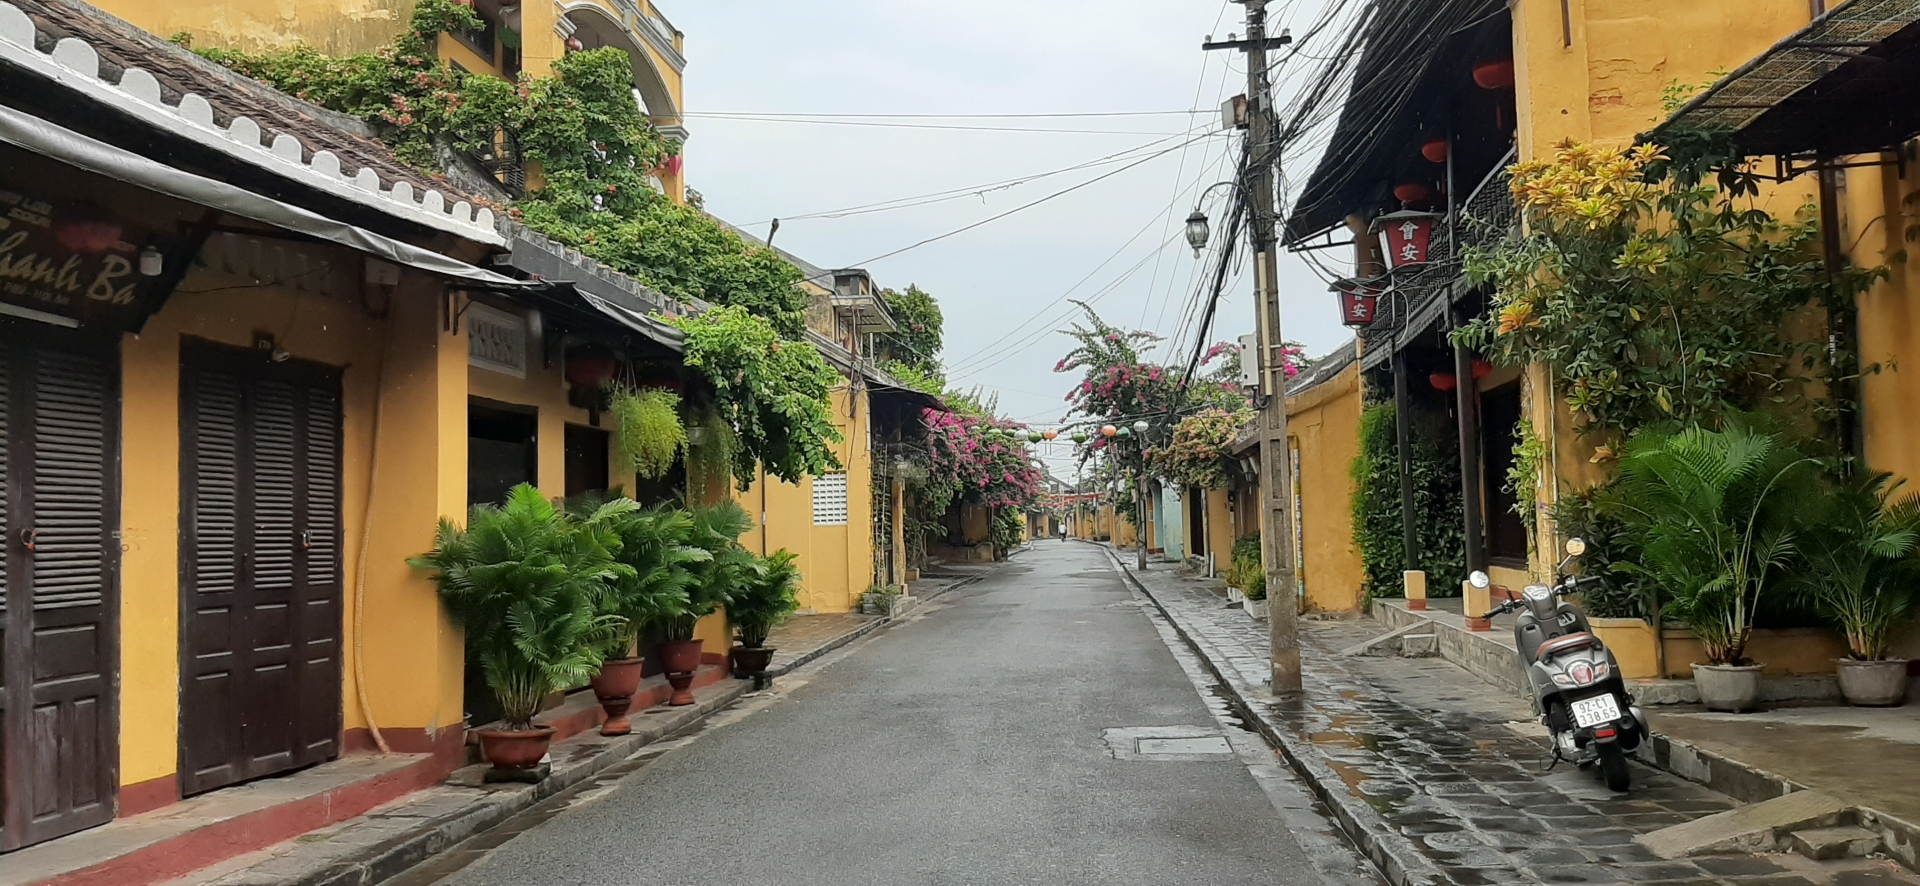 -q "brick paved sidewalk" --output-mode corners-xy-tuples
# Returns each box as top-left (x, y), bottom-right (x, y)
(1112, 550), (1920, 886)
